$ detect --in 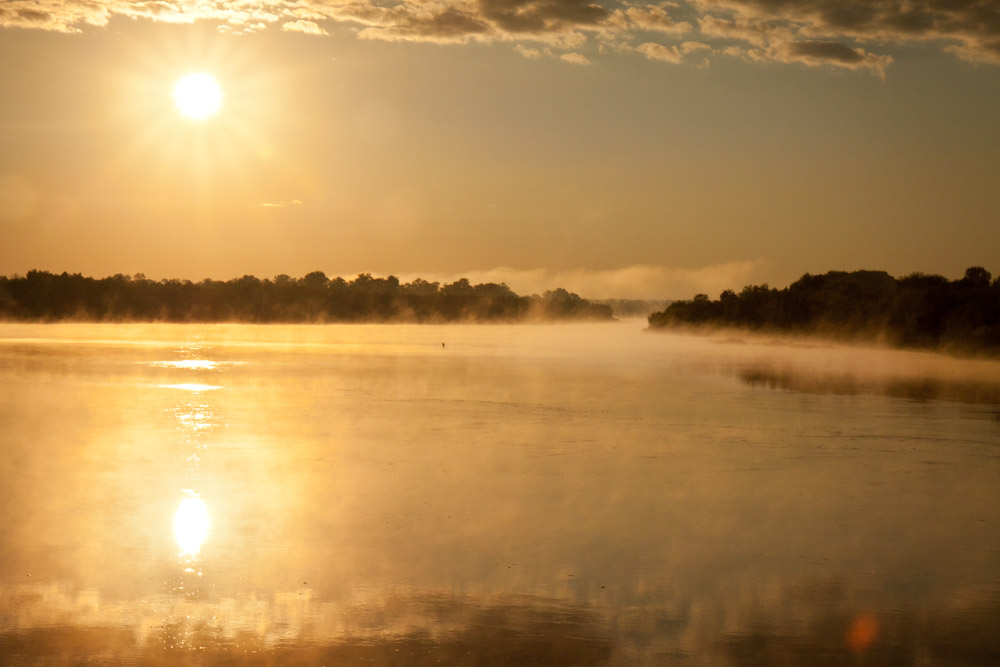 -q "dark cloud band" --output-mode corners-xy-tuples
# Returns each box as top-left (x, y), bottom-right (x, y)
(1, 0), (997, 74)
